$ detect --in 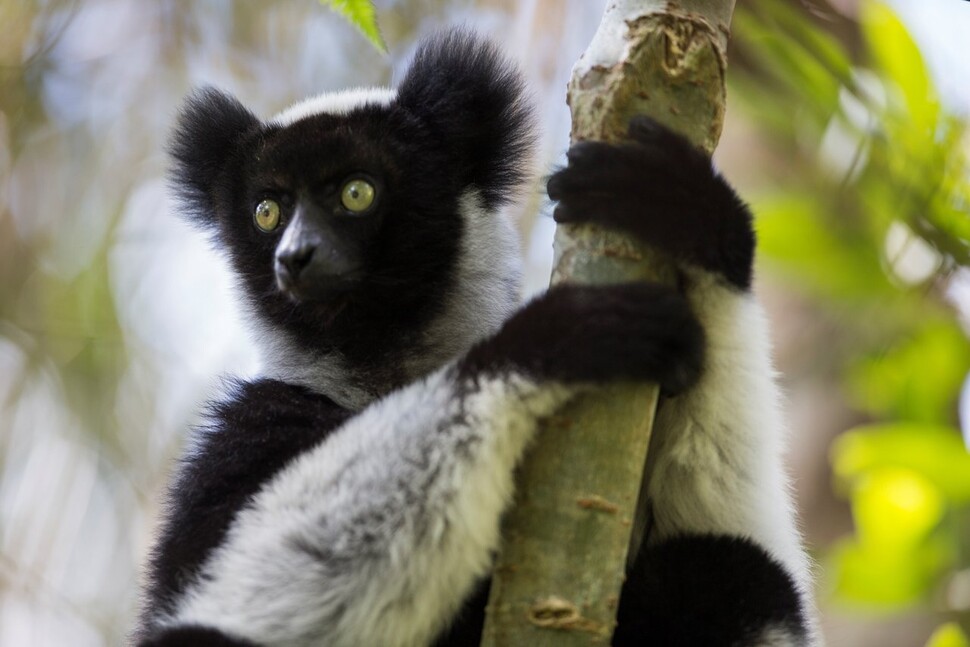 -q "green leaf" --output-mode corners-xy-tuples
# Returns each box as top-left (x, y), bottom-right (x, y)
(751, 0), (854, 86)
(832, 423), (970, 504)
(831, 532), (951, 606)
(853, 467), (943, 549)
(845, 322), (970, 423)
(927, 623), (970, 647)
(755, 193), (890, 298)
(860, 0), (938, 133)
(733, 9), (840, 122)
(831, 467), (954, 606)
(320, 0), (386, 53)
